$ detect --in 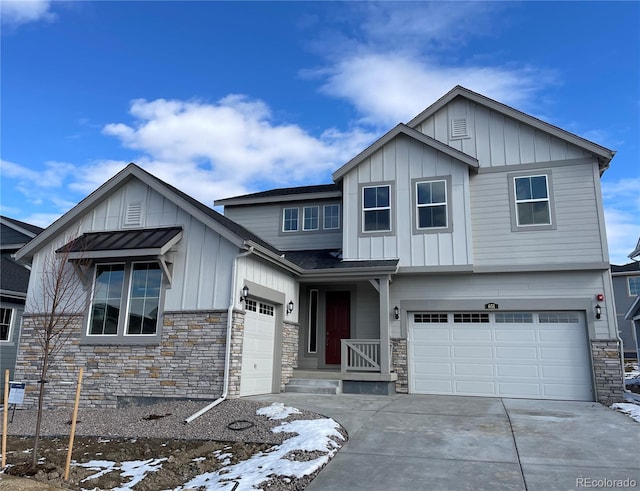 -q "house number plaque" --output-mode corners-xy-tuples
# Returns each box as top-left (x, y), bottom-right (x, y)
(485, 303), (499, 310)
